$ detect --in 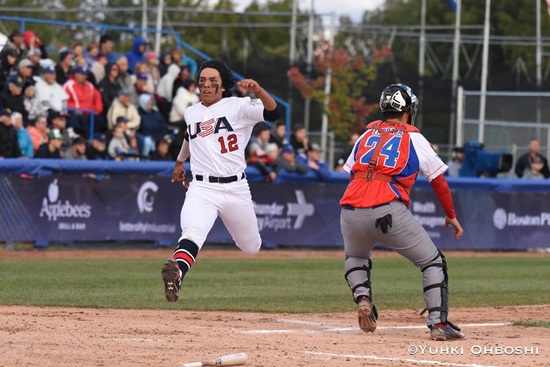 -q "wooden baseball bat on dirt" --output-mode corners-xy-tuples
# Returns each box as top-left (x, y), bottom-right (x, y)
(176, 352), (248, 367)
